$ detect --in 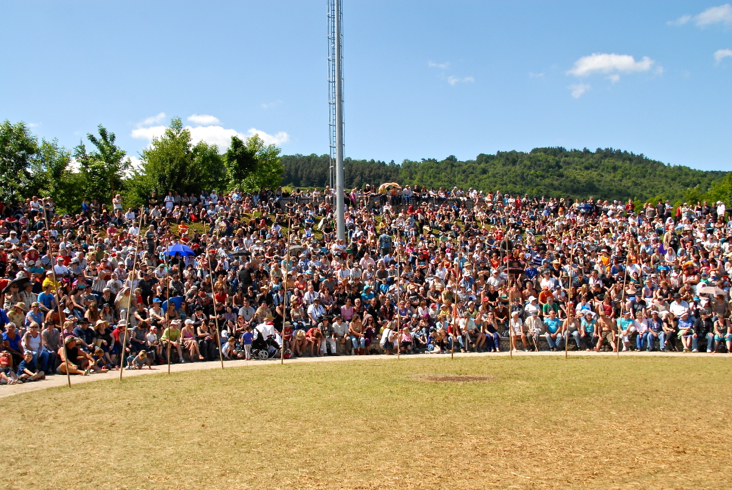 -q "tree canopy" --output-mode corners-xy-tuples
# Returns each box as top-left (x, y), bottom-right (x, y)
(1, 117), (728, 213)
(282, 148), (727, 205)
